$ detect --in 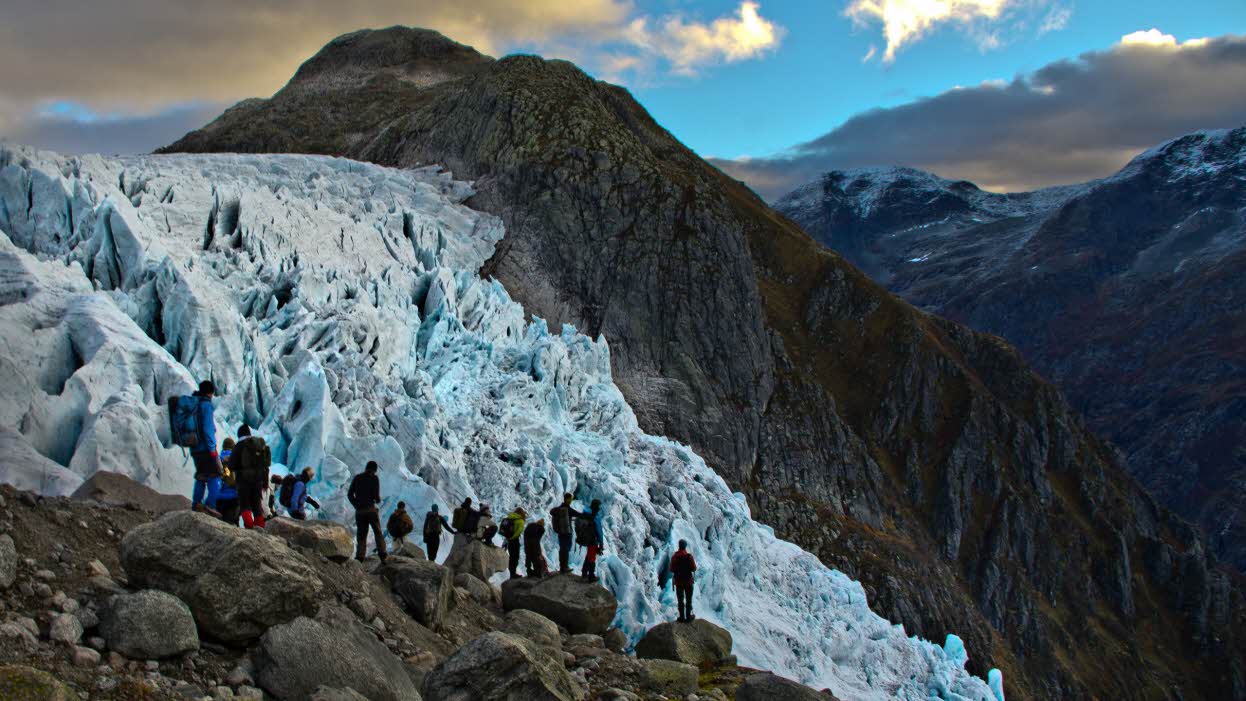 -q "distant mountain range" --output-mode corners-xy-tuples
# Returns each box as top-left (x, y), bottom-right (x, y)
(774, 127), (1246, 572)
(159, 28), (1245, 700)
